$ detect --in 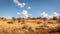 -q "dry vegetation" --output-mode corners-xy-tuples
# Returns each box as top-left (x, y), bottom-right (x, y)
(0, 17), (60, 34)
